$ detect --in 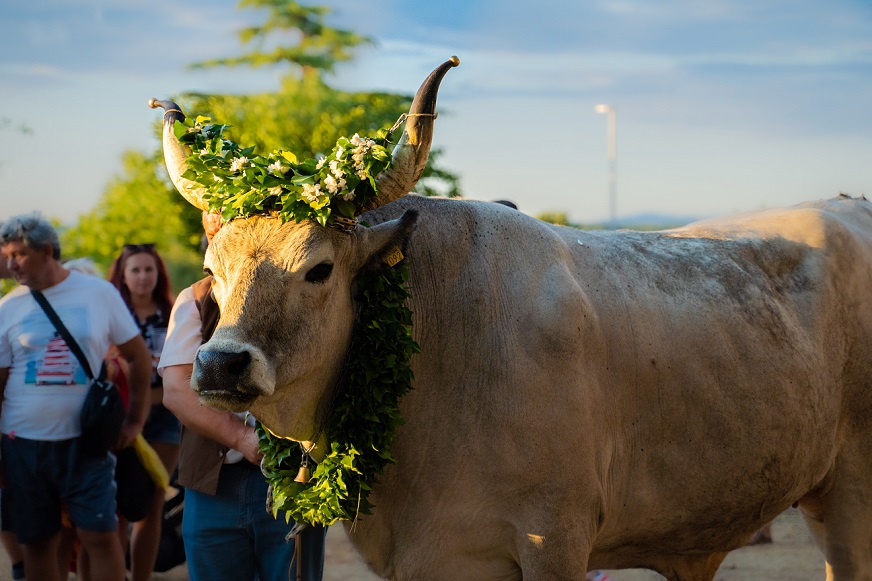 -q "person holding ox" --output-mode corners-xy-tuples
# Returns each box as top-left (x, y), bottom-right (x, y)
(159, 211), (326, 581)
